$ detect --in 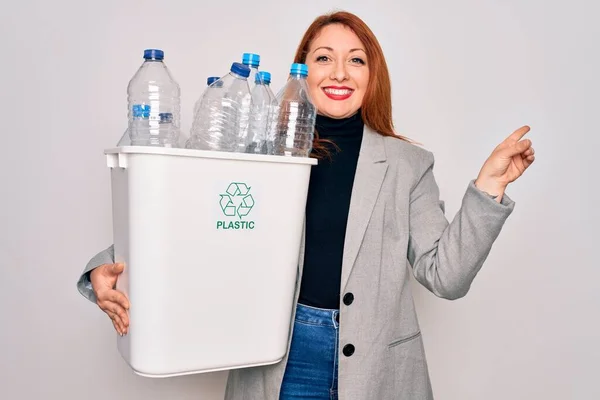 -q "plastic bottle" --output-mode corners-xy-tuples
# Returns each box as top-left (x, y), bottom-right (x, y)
(245, 71), (277, 154)
(126, 49), (181, 147)
(234, 53), (262, 152)
(263, 75), (279, 155)
(241, 53), (262, 89)
(187, 76), (226, 149)
(189, 62), (251, 152)
(193, 76), (222, 118)
(273, 63), (316, 157)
